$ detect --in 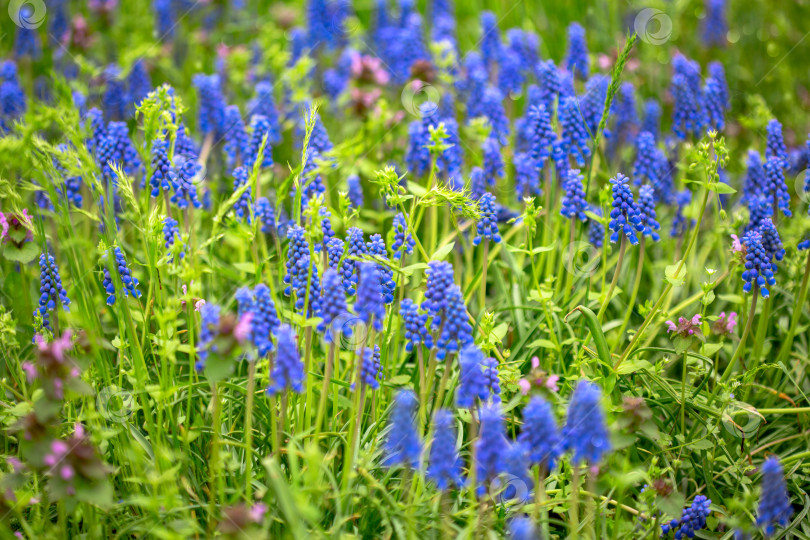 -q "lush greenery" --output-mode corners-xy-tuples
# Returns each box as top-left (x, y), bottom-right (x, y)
(1, 0), (809, 538)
